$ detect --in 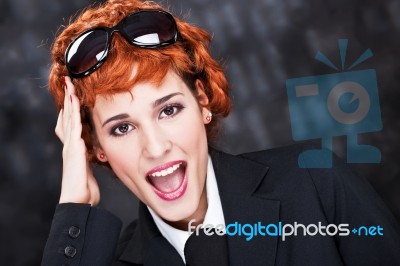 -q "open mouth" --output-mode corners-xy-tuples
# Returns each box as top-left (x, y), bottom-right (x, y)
(146, 161), (188, 201)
